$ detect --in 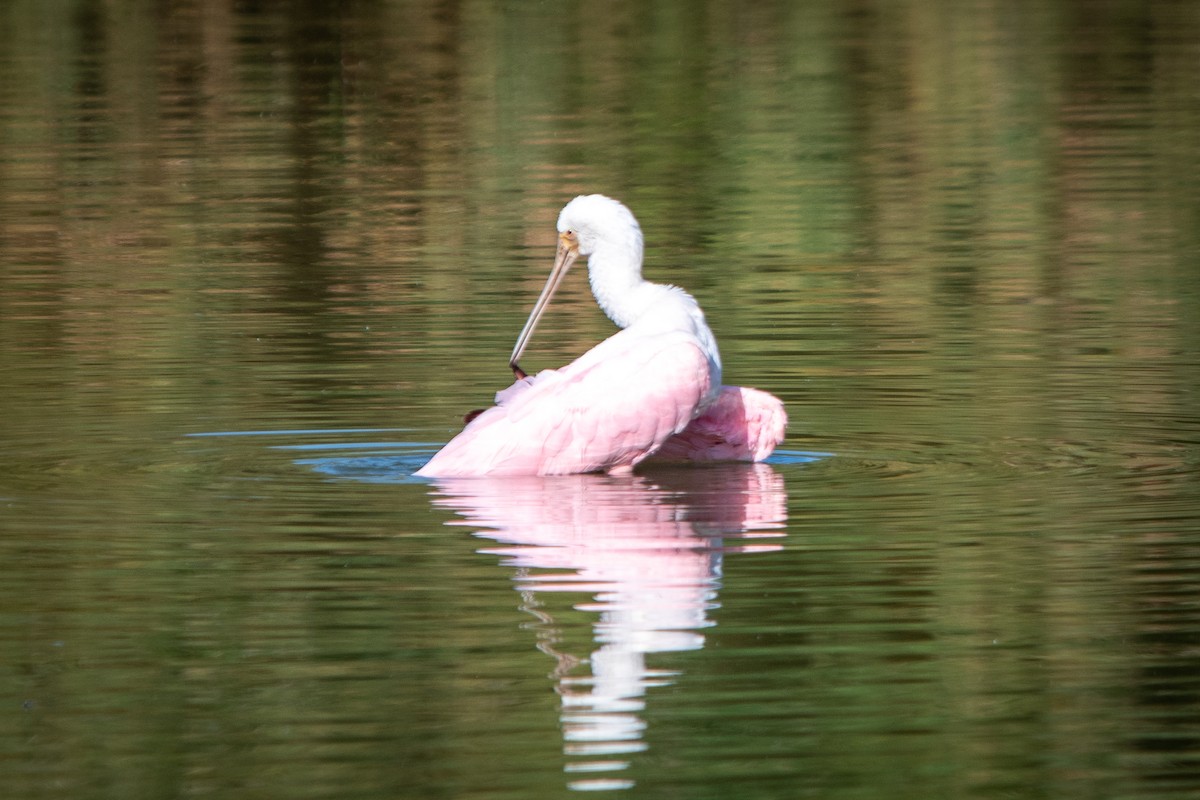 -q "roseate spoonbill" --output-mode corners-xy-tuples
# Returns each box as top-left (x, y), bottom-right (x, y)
(415, 194), (786, 477)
